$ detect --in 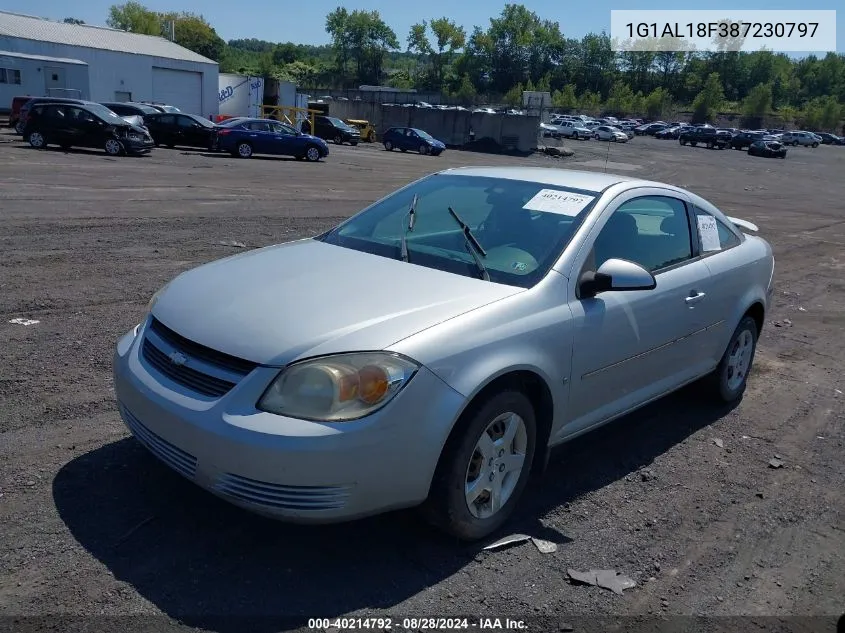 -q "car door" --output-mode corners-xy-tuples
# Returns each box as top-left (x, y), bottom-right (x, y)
(66, 107), (102, 148)
(268, 121), (296, 156)
(244, 120), (271, 152)
(155, 114), (177, 145)
(565, 190), (717, 433)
